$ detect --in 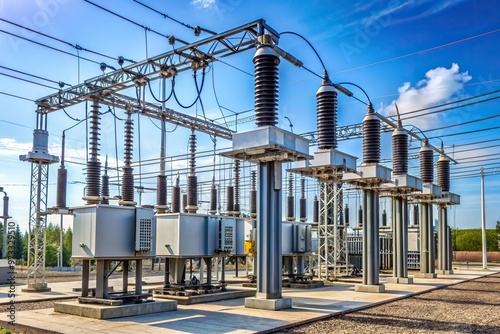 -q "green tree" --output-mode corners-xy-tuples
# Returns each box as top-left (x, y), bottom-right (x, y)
(45, 243), (58, 267)
(63, 227), (72, 266)
(21, 230), (28, 263)
(497, 220), (500, 249)
(13, 224), (23, 260)
(453, 229), (499, 252)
